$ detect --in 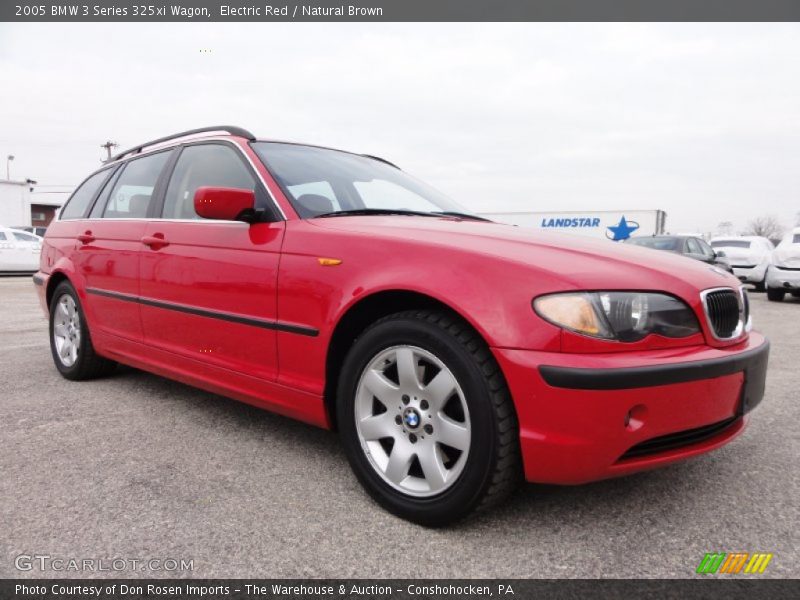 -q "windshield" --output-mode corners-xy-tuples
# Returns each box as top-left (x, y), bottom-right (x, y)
(626, 237), (681, 251)
(711, 240), (751, 249)
(252, 142), (474, 219)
